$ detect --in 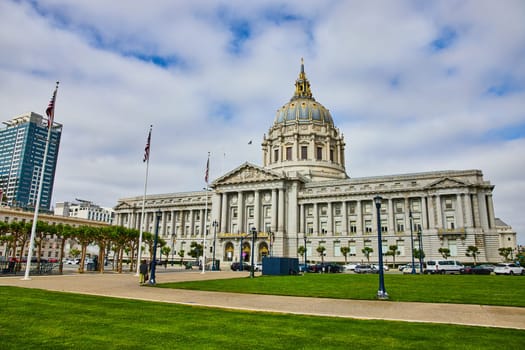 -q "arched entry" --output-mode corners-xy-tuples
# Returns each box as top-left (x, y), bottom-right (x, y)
(224, 242), (234, 262)
(242, 242), (251, 262)
(258, 242), (269, 261)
